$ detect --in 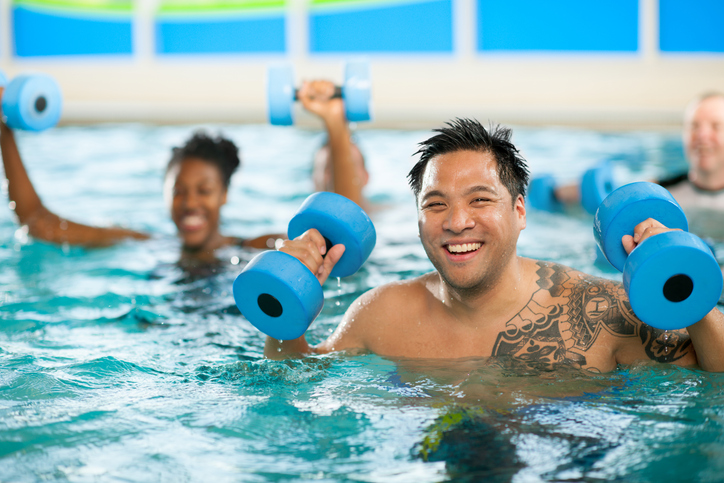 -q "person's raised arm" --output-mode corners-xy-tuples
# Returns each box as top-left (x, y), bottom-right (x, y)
(0, 121), (148, 247)
(298, 80), (367, 206)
